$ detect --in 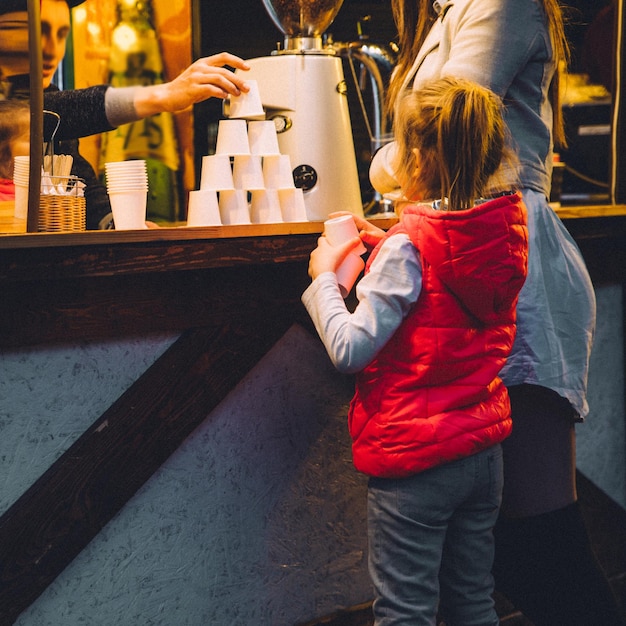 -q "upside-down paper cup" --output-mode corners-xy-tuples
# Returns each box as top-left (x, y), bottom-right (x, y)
(186, 189), (222, 227)
(250, 189), (282, 224)
(215, 119), (250, 156)
(200, 154), (234, 190)
(227, 79), (265, 120)
(218, 189), (251, 225)
(232, 155), (265, 190)
(262, 154), (294, 189)
(278, 188), (307, 222)
(248, 120), (280, 156)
